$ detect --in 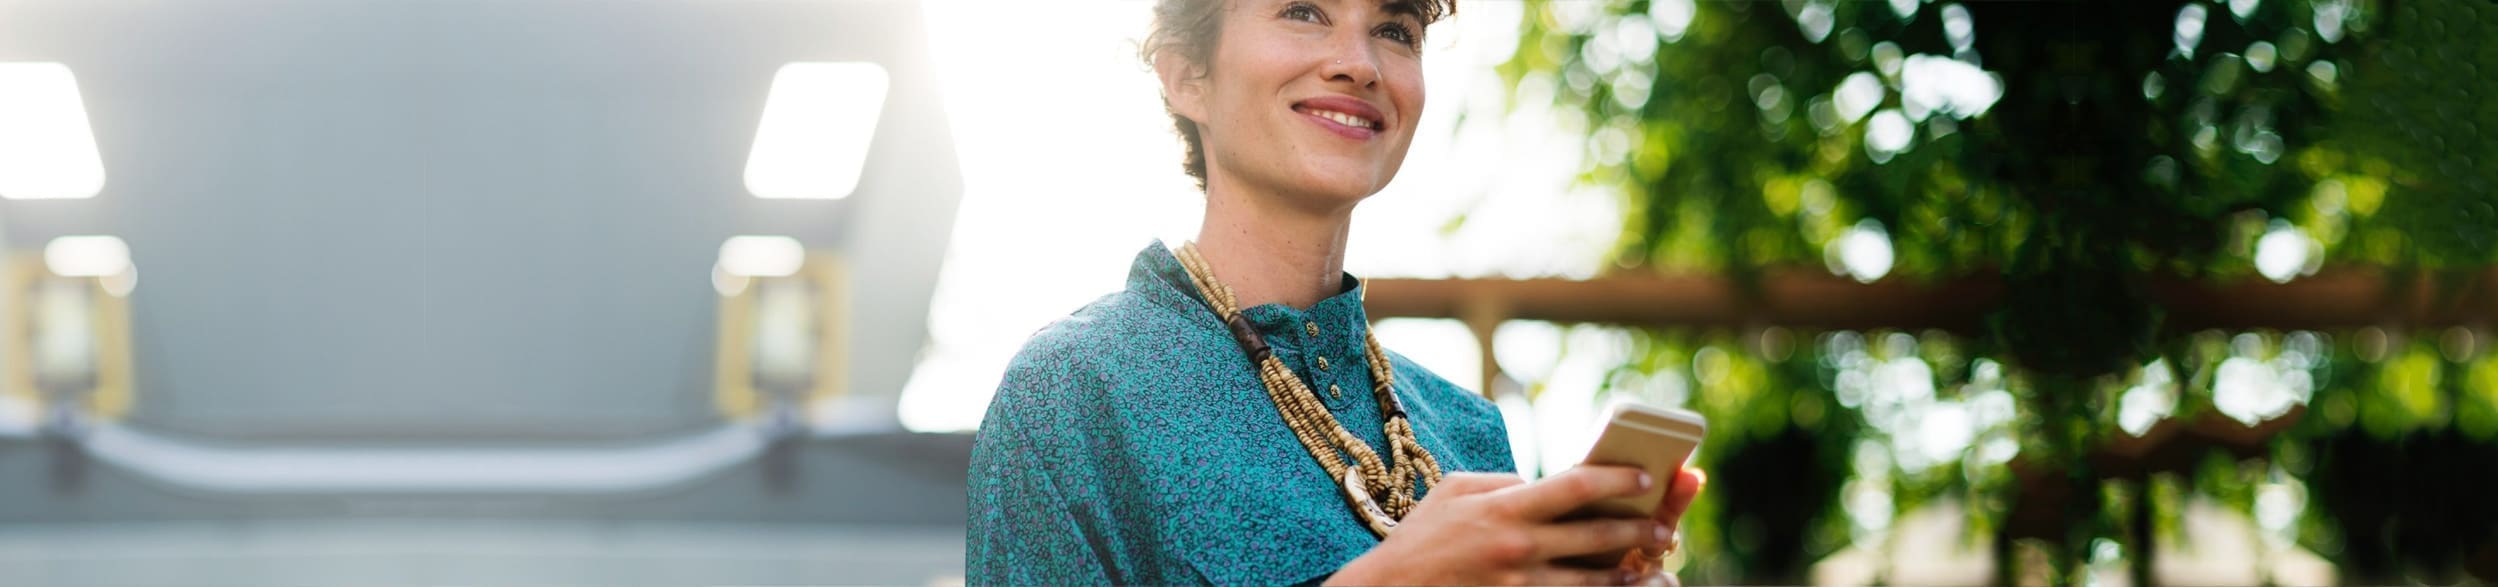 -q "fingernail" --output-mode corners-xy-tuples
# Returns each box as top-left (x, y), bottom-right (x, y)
(1653, 523), (1672, 544)
(1616, 570), (1641, 585)
(1637, 472), (1654, 490)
